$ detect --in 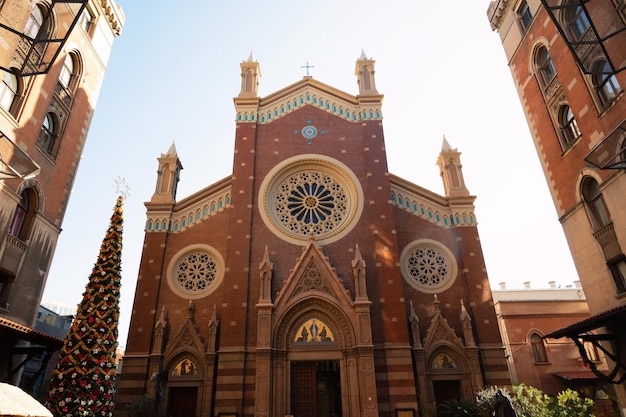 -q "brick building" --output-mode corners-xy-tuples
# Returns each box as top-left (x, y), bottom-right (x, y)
(118, 53), (510, 417)
(0, 0), (124, 386)
(487, 0), (626, 414)
(493, 281), (618, 416)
